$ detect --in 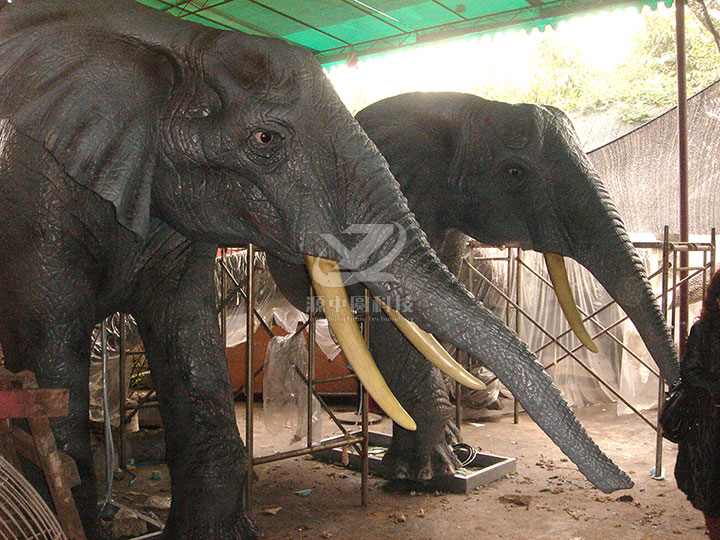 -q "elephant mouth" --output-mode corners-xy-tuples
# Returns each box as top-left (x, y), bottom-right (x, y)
(304, 255), (487, 430)
(301, 251), (592, 431)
